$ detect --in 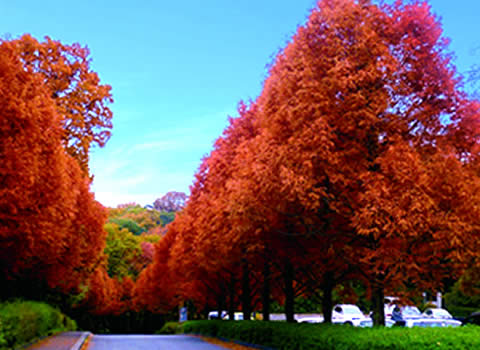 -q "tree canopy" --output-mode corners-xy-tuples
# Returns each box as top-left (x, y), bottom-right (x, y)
(0, 40), (107, 295)
(6, 34), (113, 174)
(136, 0), (480, 326)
